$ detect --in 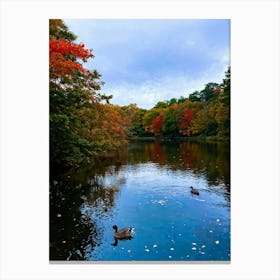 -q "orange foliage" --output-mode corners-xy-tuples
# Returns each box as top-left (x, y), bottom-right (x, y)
(49, 38), (94, 78)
